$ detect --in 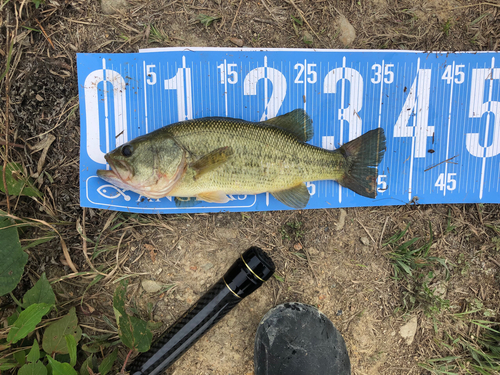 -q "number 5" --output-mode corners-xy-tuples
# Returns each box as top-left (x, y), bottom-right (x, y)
(146, 64), (157, 85)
